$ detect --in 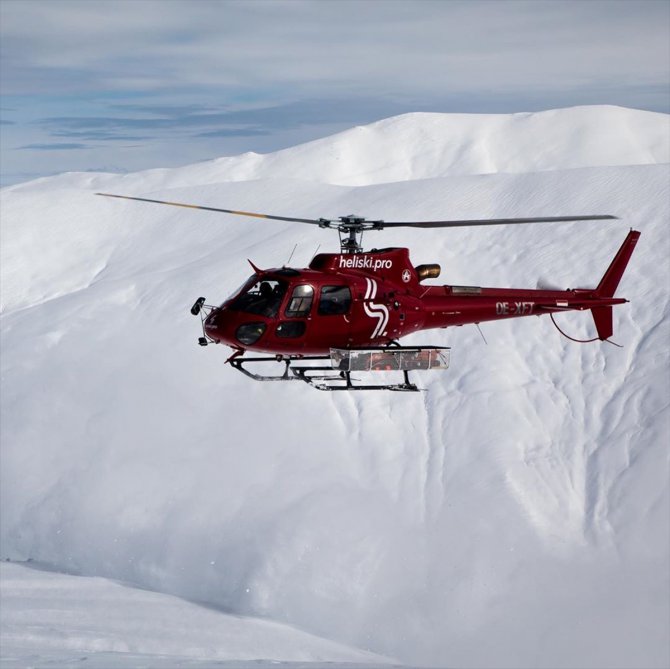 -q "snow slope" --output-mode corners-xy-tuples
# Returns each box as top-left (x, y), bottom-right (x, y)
(1, 106), (669, 668)
(0, 561), (392, 667)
